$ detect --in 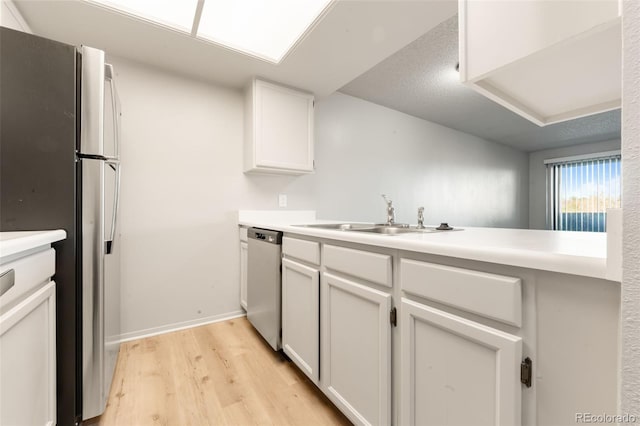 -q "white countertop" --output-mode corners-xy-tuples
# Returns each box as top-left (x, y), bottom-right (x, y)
(0, 230), (67, 259)
(239, 214), (615, 281)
